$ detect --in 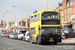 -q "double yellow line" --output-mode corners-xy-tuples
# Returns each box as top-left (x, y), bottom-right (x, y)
(0, 46), (6, 50)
